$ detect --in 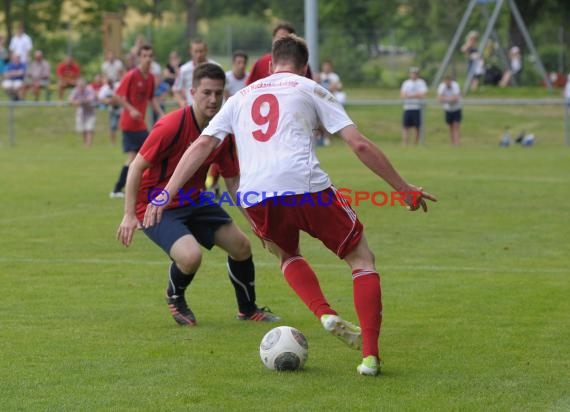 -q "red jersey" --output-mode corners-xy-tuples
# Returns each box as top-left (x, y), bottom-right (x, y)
(116, 67), (155, 132)
(136, 106), (239, 220)
(246, 53), (313, 85)
(56, 61), (81, 81)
